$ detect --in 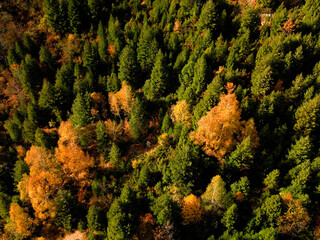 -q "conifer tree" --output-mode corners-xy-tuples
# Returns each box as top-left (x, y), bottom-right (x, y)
(118, 45), (138, 86)
(70, 92), (92, 128)
(44, 0), (60, 29)
(143, 50), (168, 101)
(98, 21), (108, 62)
(109, 143), (121, 167)
(129, 95), (148, 141)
